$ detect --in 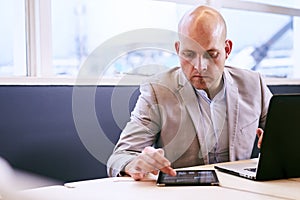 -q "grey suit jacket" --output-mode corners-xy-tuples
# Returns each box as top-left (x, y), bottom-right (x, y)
(107, 66), (272, 177)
